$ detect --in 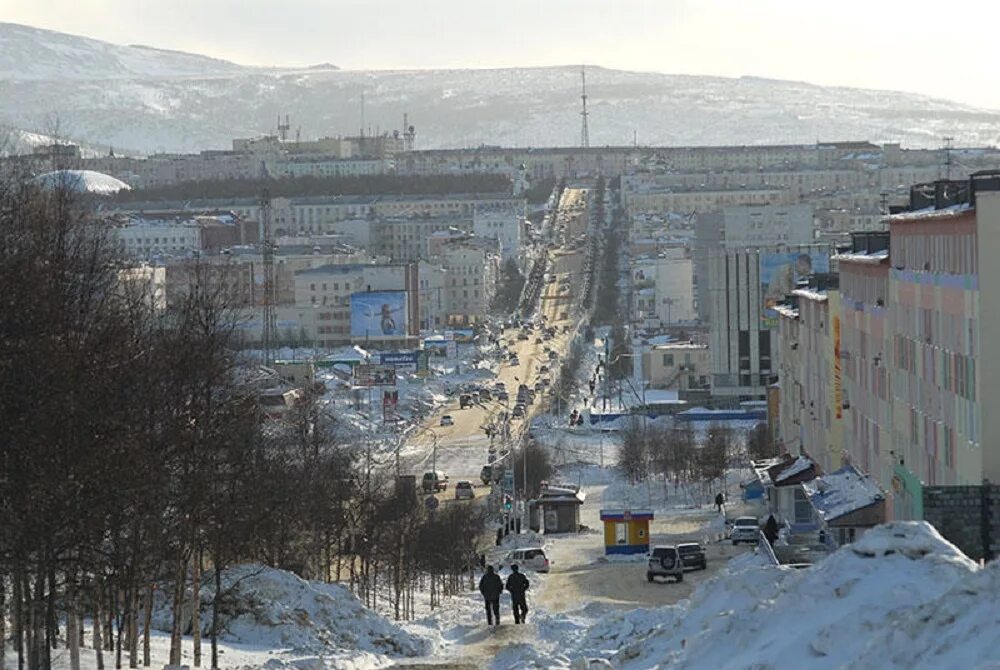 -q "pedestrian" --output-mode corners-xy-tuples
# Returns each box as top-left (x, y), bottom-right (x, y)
(763, 514), (779, 546)
(714, 492), (724, 513)
(505, 564), (530, 624)
(478, 565), (503, 626)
